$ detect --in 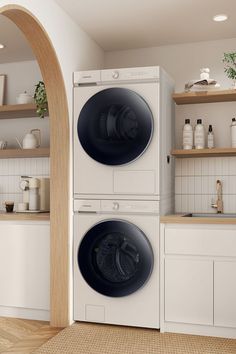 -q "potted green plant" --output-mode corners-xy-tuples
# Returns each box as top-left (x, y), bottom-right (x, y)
(223, 52), (236, 88)
(34, 81), (48, 118)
